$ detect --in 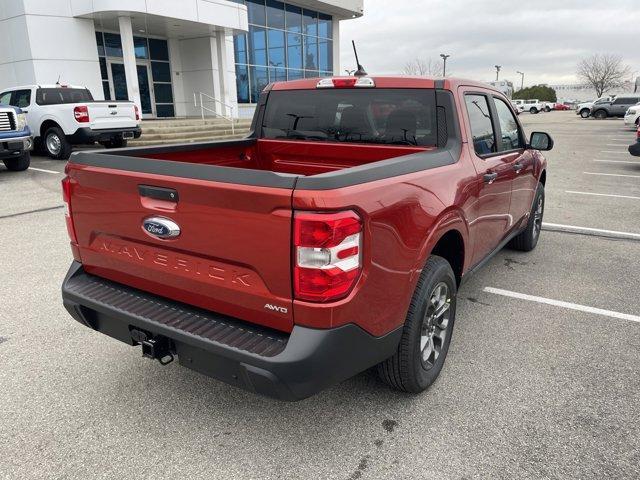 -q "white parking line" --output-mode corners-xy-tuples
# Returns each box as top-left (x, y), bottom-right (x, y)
(542, 222), (640, 240)
(583, 172), (640, 179)
(594, 159), (640, 164)
(605, 144), (627, 147)
(600, 151), (628, 155)
(29, 167), (61, 174)
(484, 287), (640, 324)
(566, 190), (640, 200)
